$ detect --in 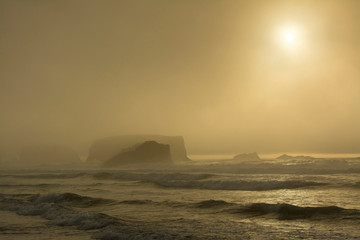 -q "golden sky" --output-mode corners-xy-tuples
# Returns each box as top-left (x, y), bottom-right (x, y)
(1, 0), (359, 154)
